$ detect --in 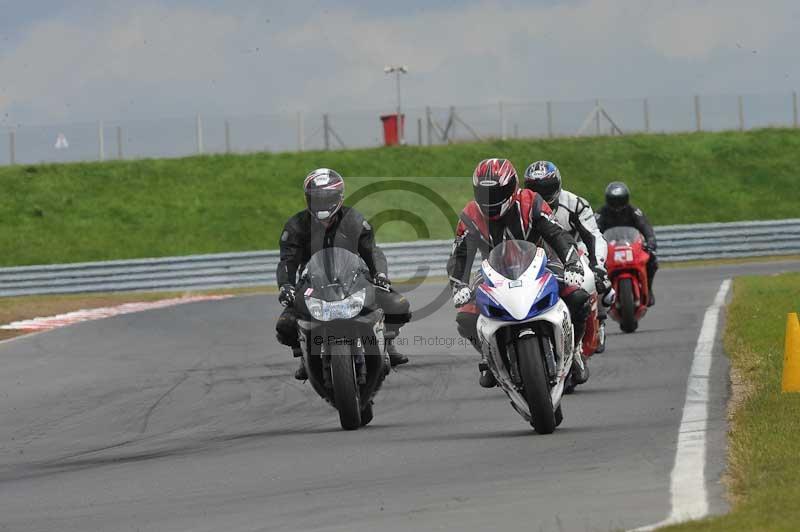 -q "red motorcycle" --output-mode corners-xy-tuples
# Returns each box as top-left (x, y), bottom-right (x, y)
(604, 227), (650, 333)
